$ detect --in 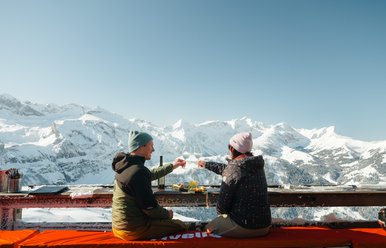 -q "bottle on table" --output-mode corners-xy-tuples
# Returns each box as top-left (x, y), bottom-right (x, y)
(157, 156), (165, 189)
